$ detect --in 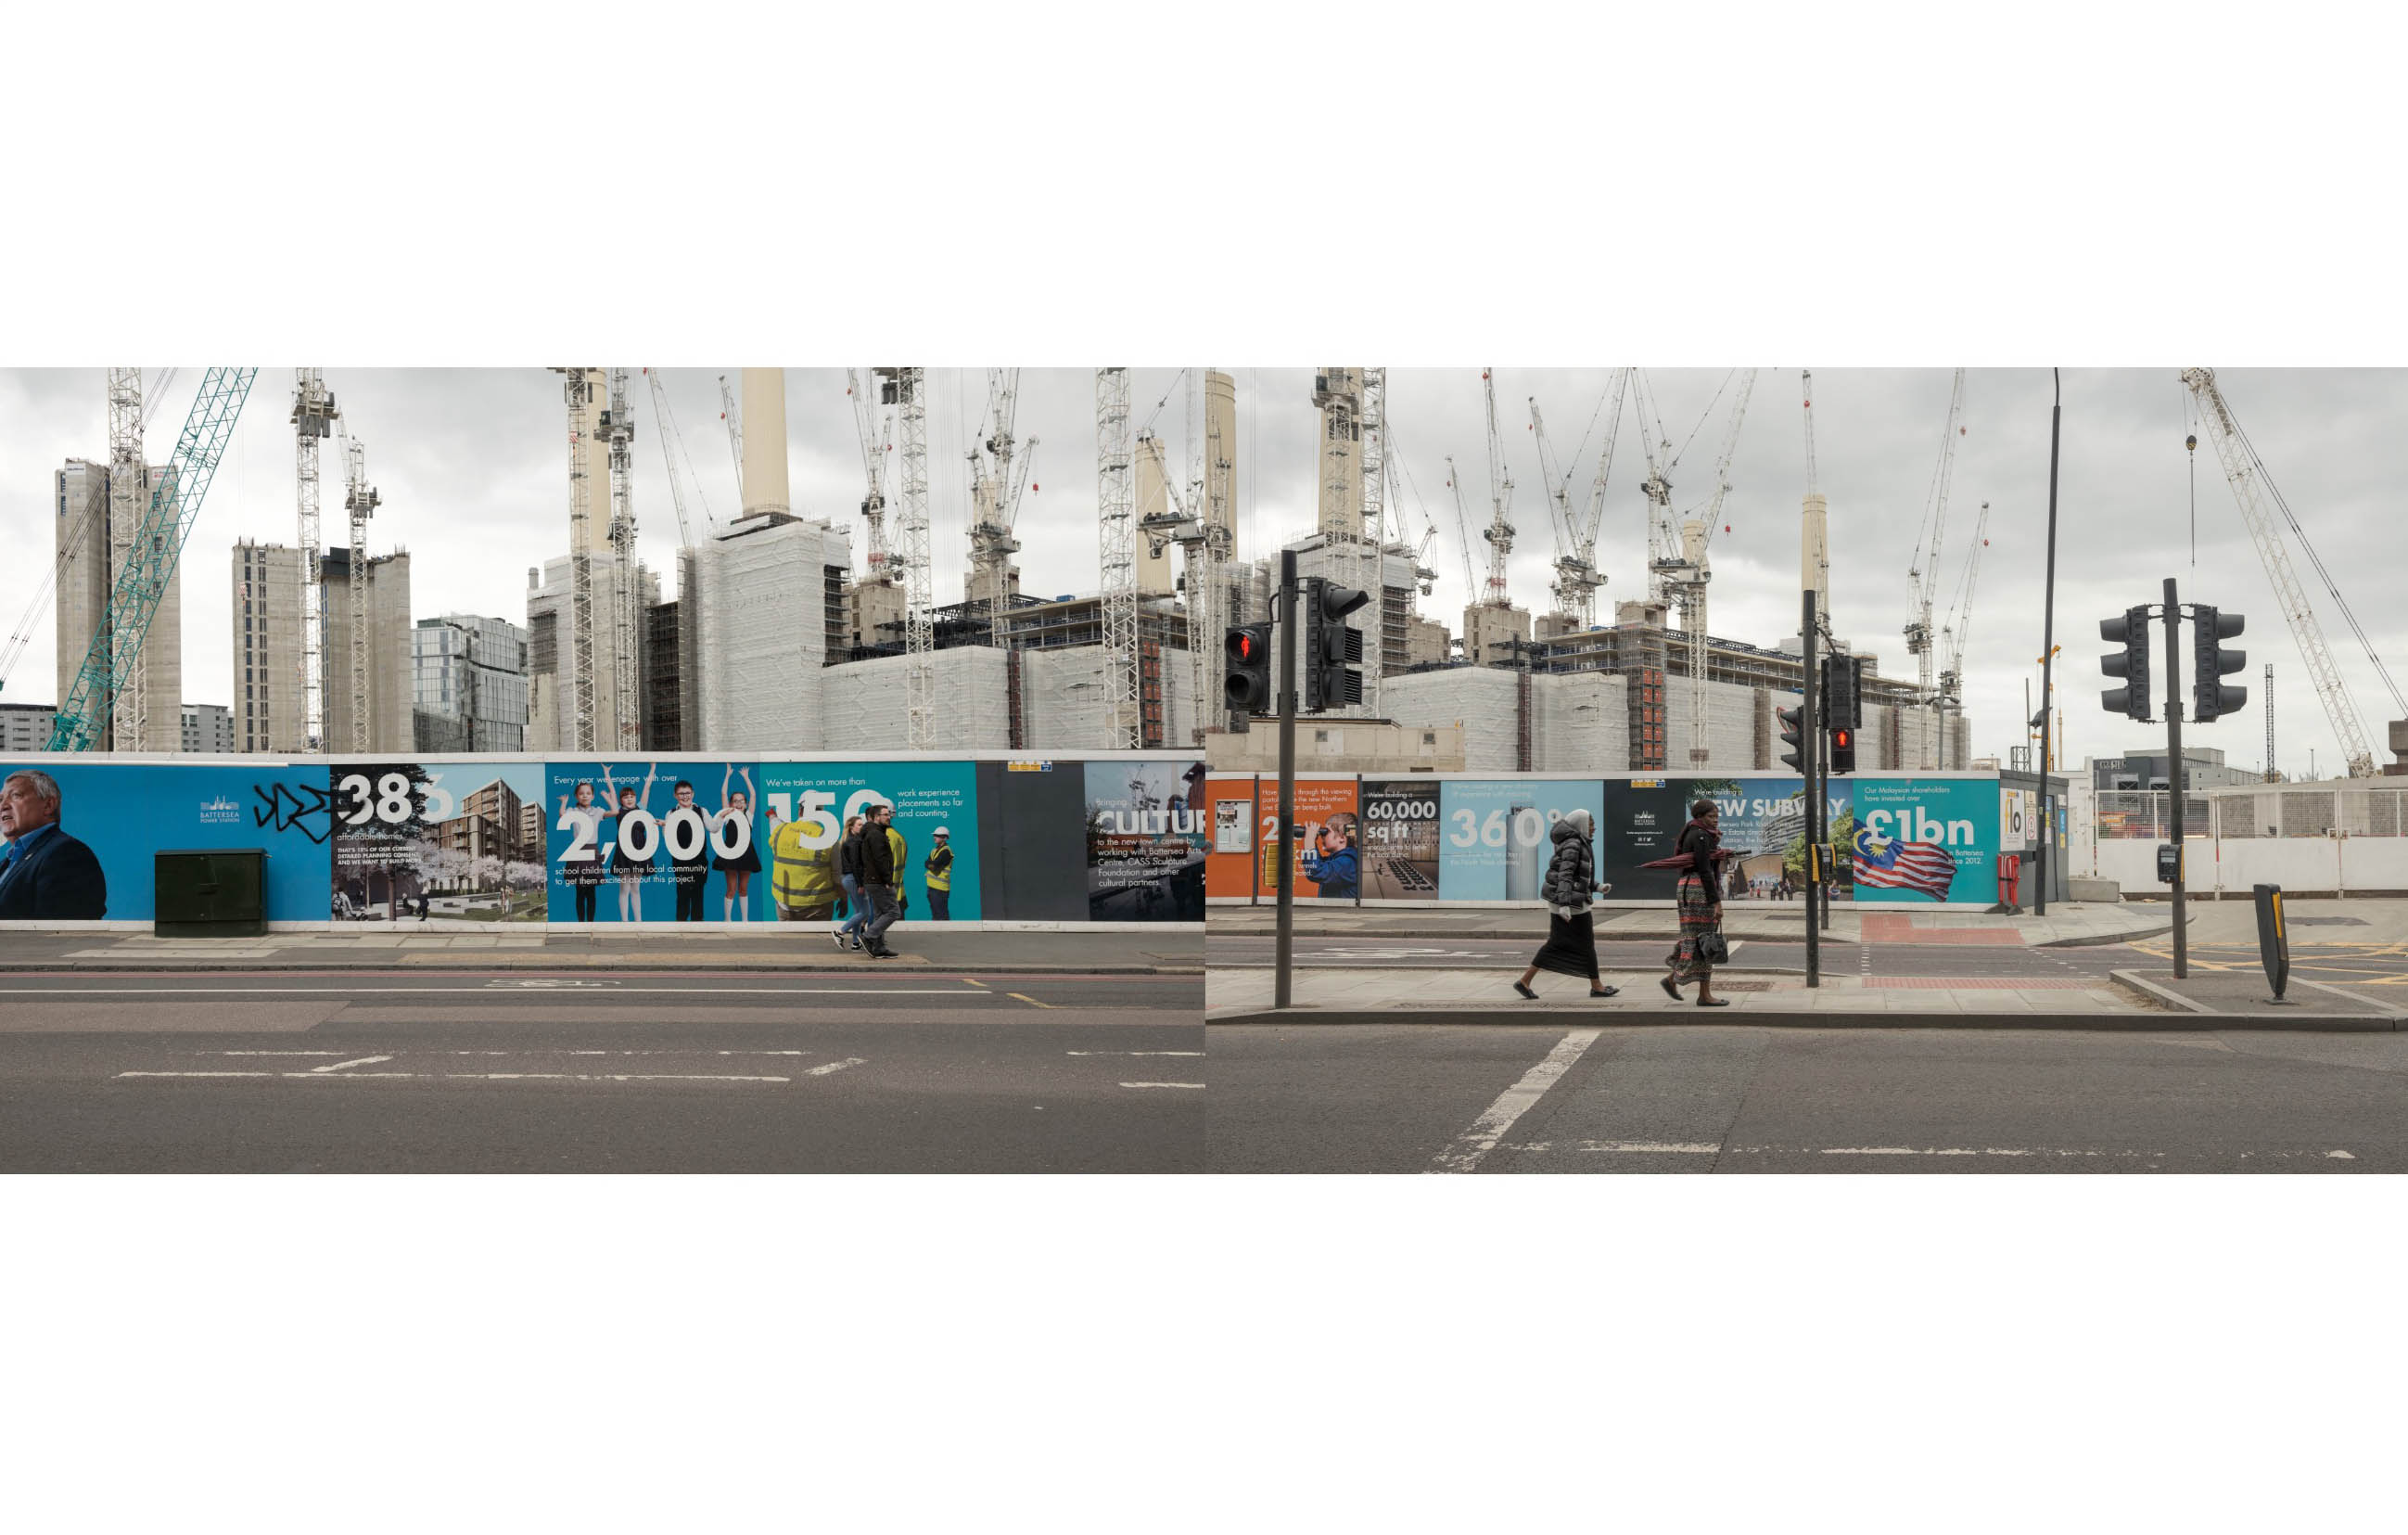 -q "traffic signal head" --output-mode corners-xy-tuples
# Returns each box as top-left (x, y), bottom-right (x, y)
(2099, 605), (2153, 722)
(2192, 606), (2247, 722)
(1819, 654), (1863, 732)
(1777, 704), (1806, 772)
(1829, 725), (1856, 775)
(1301, 578), (1368, 713)
(1224, 624), (1273, 713)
